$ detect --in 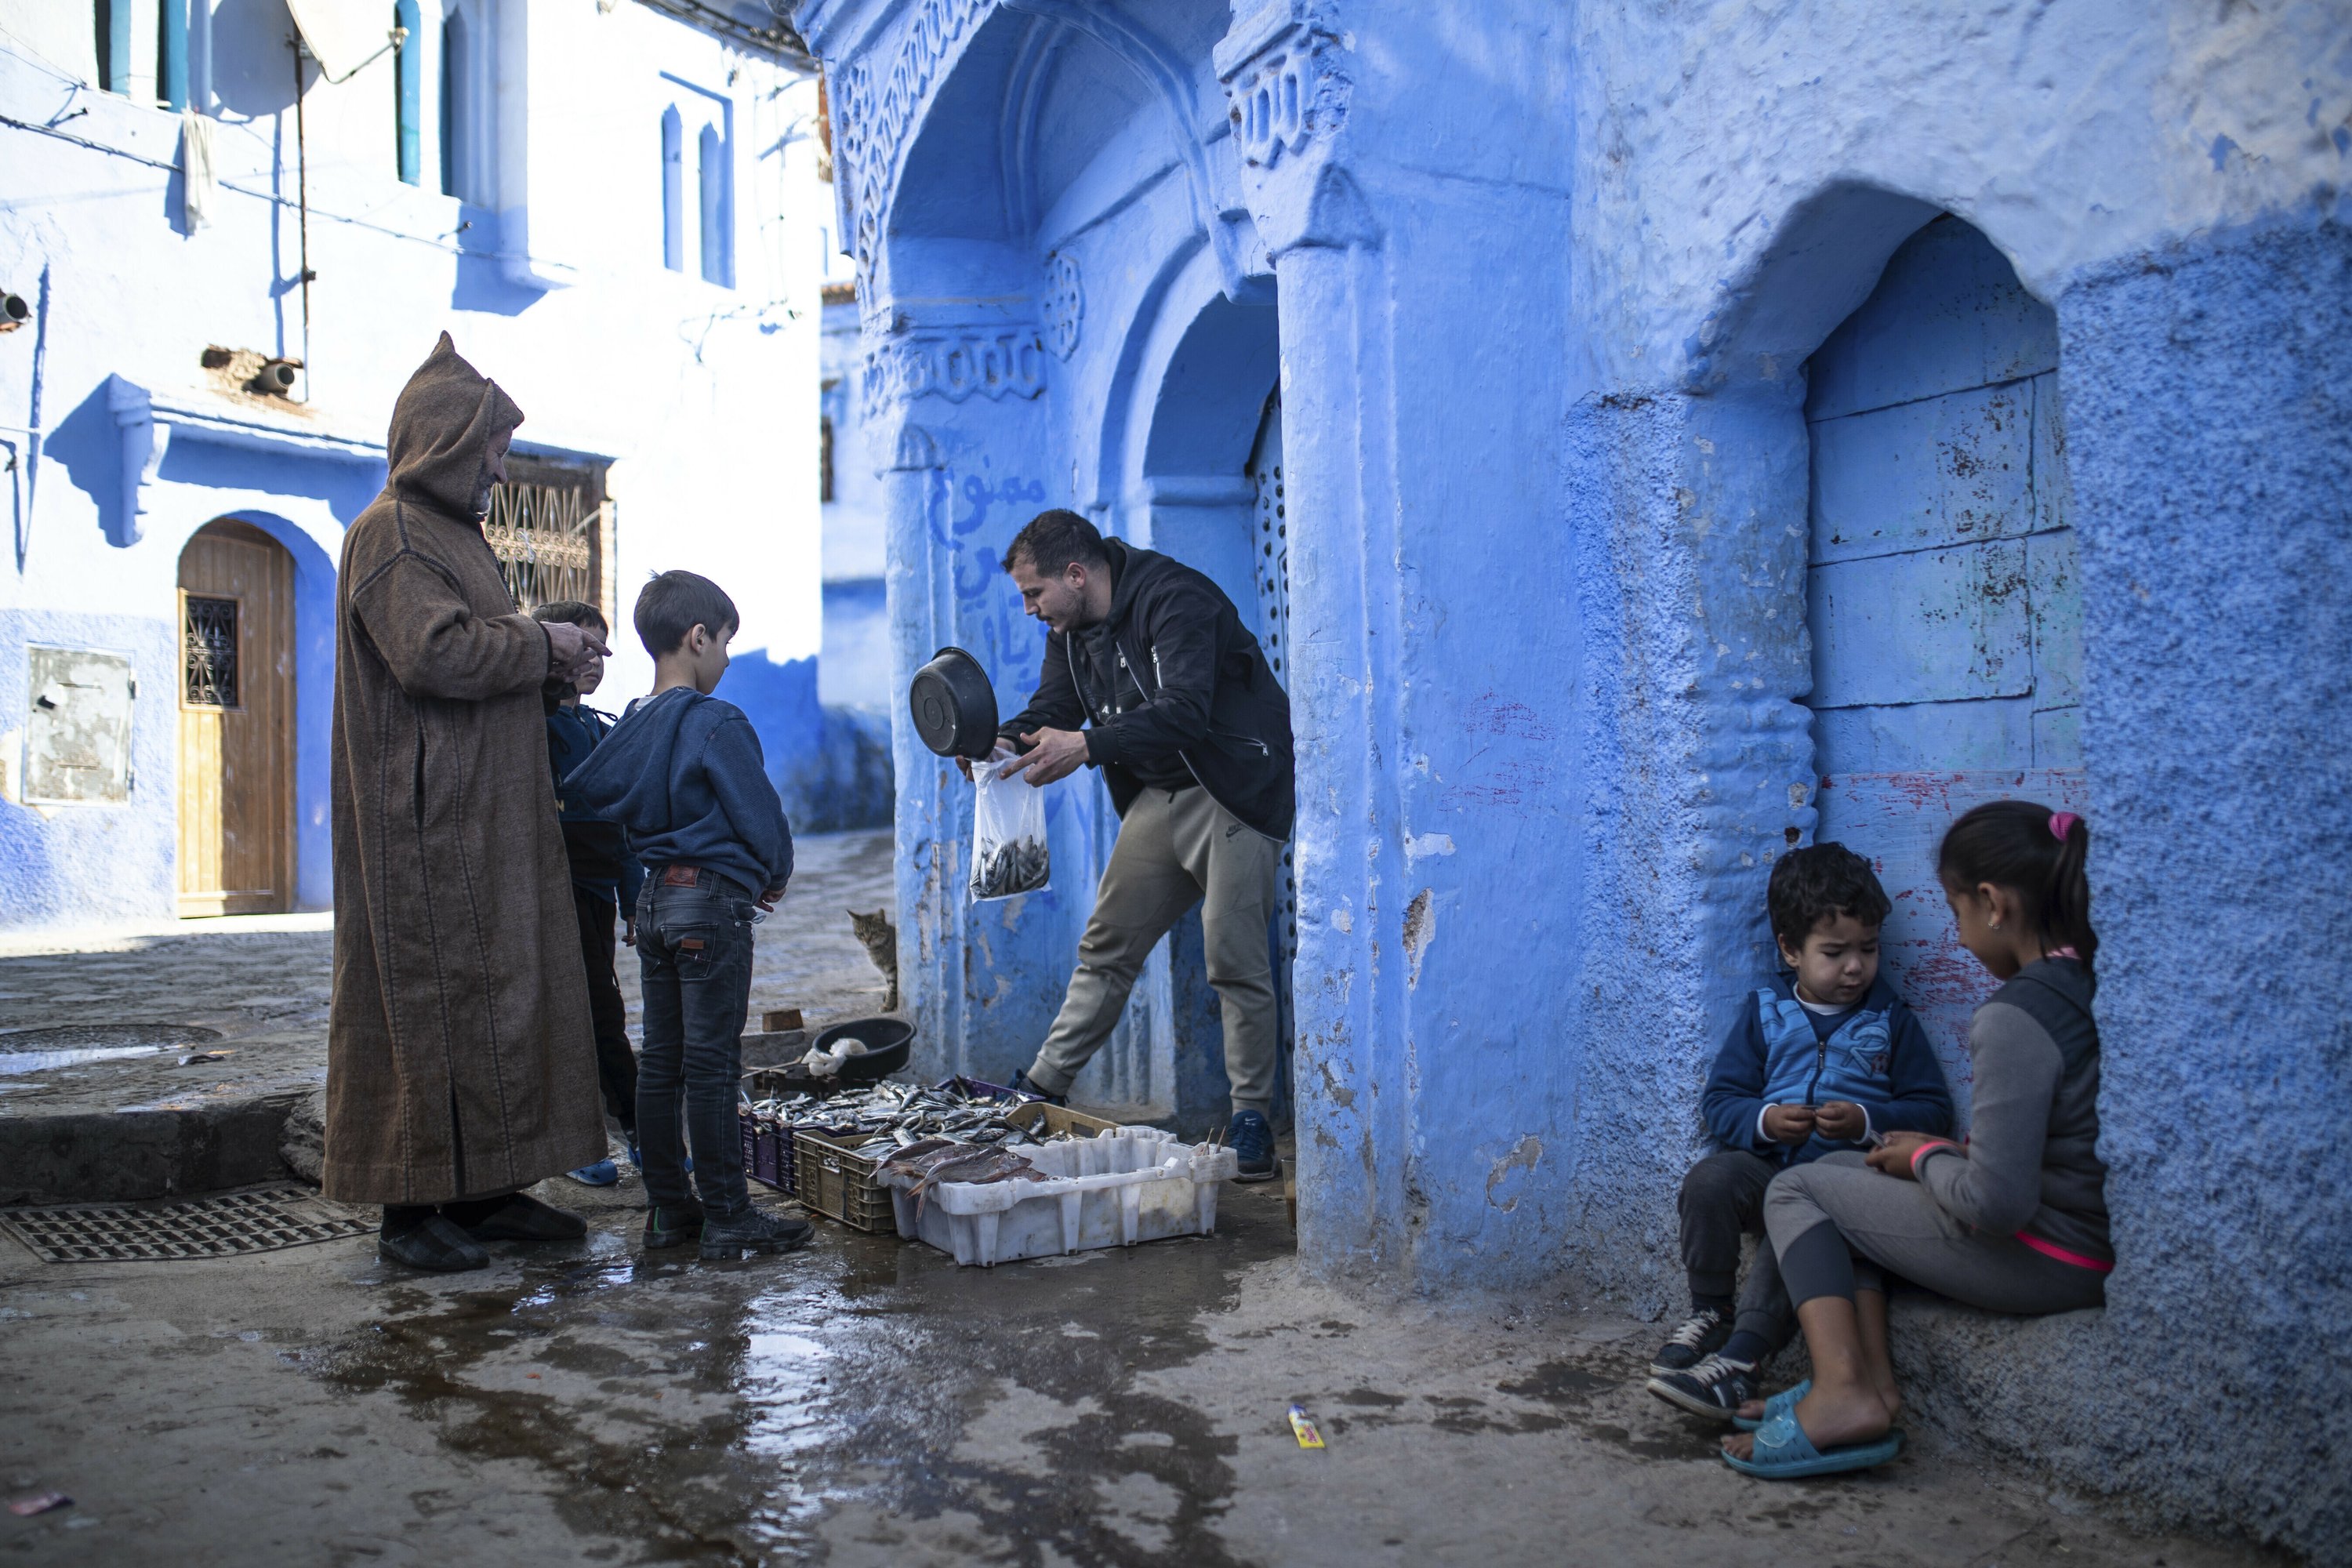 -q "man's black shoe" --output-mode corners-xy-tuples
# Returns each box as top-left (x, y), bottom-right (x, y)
(1010, 1068), (1068, 1107)
(1227, 1109), (1279, 1184)
(456, 1192), (588, 1243)
(379, 1214), (490, 1273)
(699, 1207), (816, 1260)
(1645, 1354), (1760, 1422)
(643, 1203), (706, 1251)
